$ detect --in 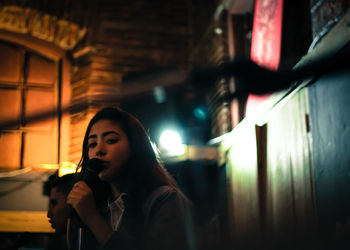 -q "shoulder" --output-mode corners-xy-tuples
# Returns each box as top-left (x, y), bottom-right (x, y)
(142, 185), (186, 225)
(147, 185), (178, 200)
(143, 185), (183, 210)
